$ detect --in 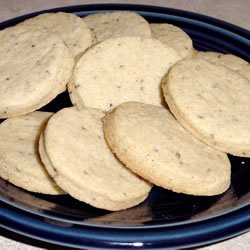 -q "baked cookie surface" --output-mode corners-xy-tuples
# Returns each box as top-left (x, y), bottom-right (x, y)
(83, 11), (151, 42)
(150, 23), (193, 59)
(42, 107), (152, 211)
(0, 112), (63, 194)
(22, 12), (96, 57)
(0, 24), (74, 118)
(195, 51), (250, 80)
(162, 58), (250, 156)
(103, 102), (231, 196)
(69, 36), (181, 110)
